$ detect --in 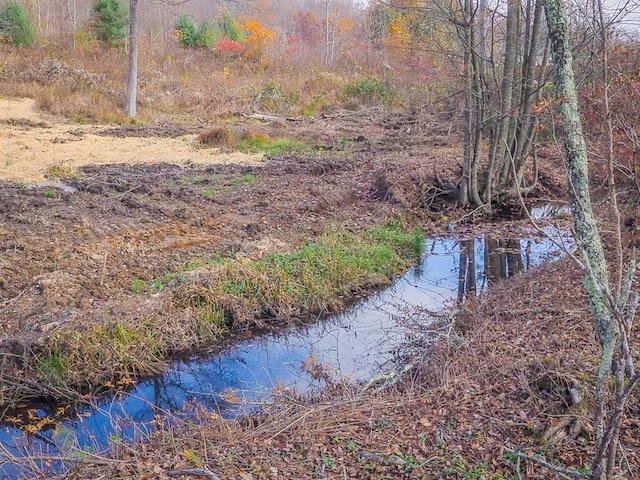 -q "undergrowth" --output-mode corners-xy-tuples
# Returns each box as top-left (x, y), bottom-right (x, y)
(175, 223), (424, 323)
